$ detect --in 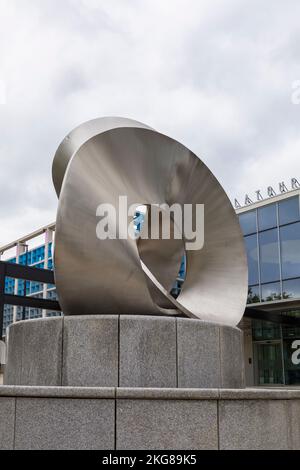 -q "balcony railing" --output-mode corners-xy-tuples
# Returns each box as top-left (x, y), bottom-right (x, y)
(0, 261), (61, 339)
